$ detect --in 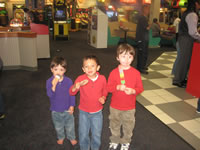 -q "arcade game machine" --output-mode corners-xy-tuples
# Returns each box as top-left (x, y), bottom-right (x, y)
(53, 0), (68, 40)
(14, 8), (25, 23)
(0, 2), (8, 26)
(81, 9), (89, 29)
(44, 5), (53, 32)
